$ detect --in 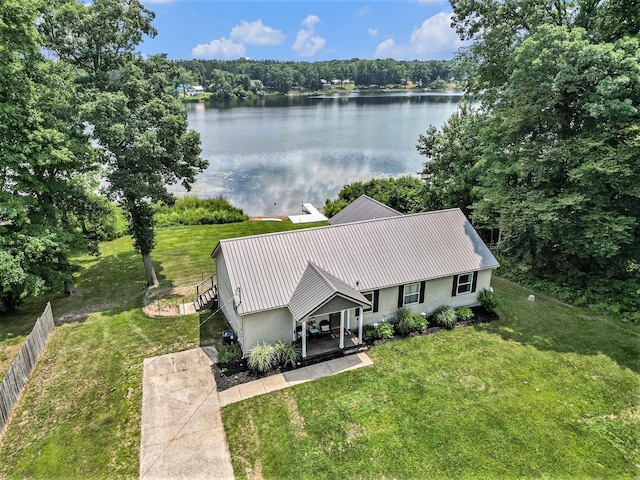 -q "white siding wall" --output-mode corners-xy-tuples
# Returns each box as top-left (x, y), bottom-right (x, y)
(242, 308), (292, 355)
(229, 269), (495, 354)
(360, 269), (494, 324)
(215, 252), (241, 342)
